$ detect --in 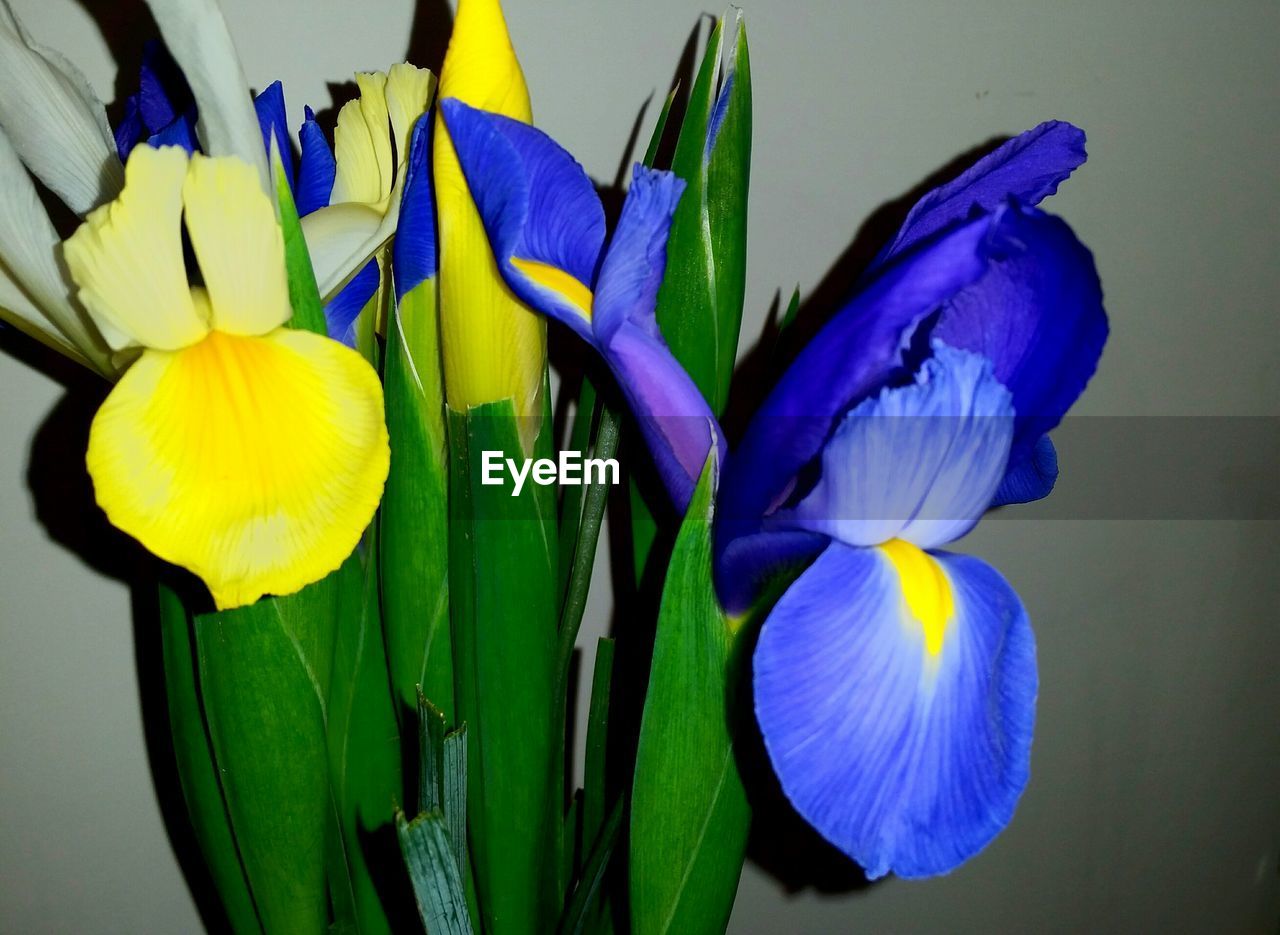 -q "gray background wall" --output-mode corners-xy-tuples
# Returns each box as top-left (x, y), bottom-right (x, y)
(2, 0), (1277, 931)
